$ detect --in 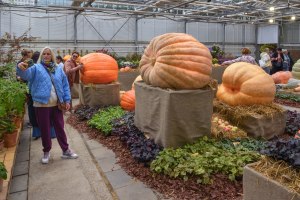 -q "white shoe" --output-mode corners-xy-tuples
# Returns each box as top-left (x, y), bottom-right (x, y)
(41, 152), (50, 164)
(61, 149), (78, 159)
